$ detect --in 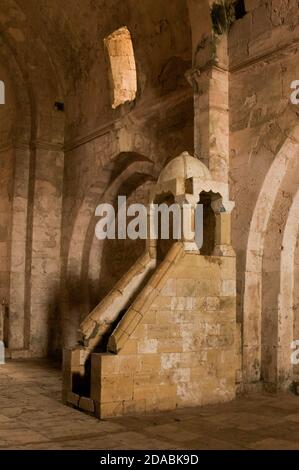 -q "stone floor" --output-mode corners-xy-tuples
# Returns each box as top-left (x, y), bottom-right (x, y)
(0, 360), (299, 450)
